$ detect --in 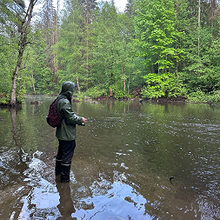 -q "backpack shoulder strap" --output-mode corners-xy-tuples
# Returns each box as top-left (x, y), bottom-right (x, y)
(56, 96), (67, 106)
(56, 96), (67, 119)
